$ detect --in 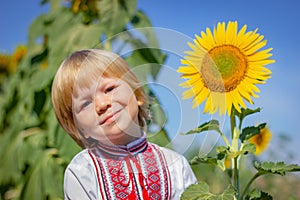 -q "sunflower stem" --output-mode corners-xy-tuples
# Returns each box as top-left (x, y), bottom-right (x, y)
(232, 131), (240, 199)
(233, 156), (240, 198)
(230, 108), (236, 140)
(230, 107), (241, 199)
